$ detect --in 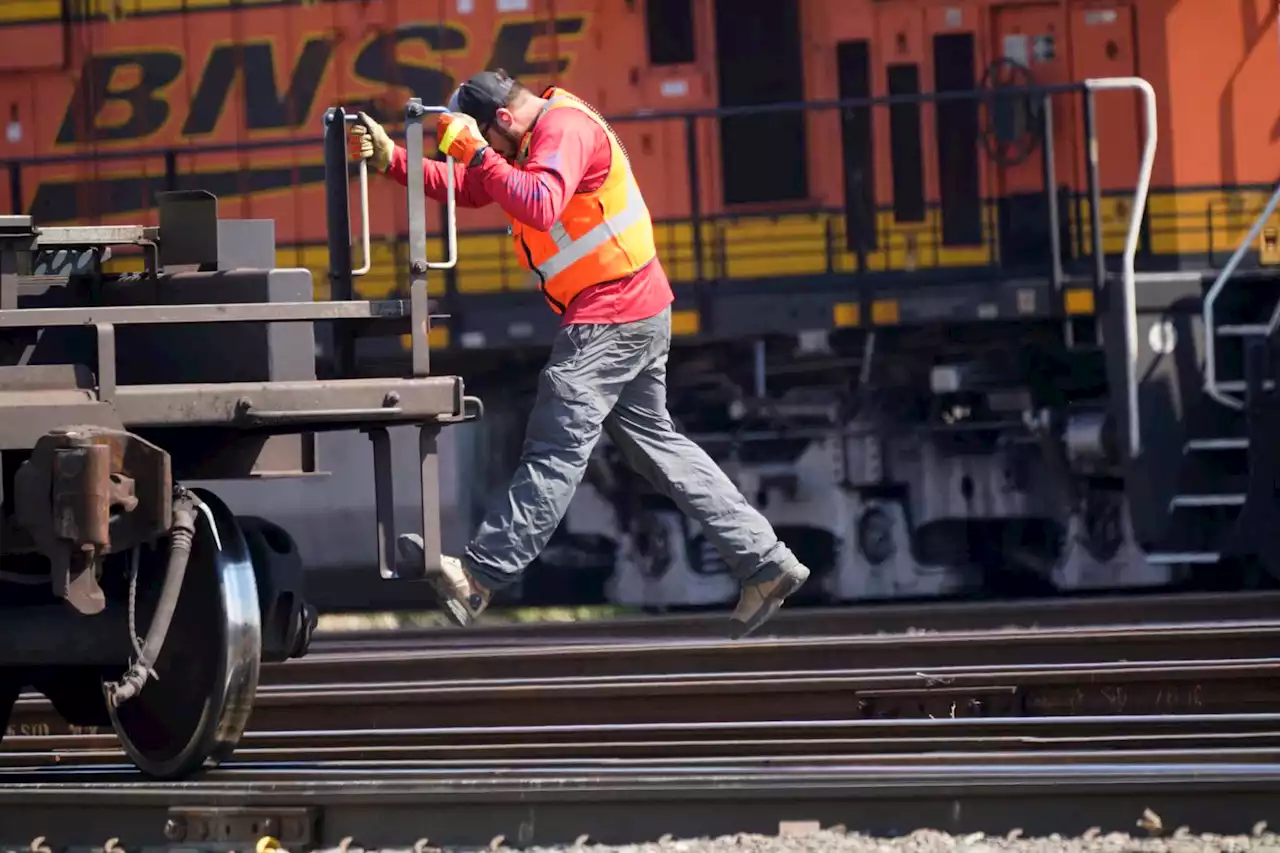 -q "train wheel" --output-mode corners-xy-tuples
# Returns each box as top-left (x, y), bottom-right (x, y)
(108, 488), (262, 780)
